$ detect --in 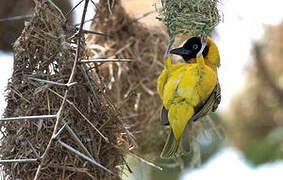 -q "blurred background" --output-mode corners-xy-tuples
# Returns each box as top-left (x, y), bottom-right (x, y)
(1, 0), (283, 179)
